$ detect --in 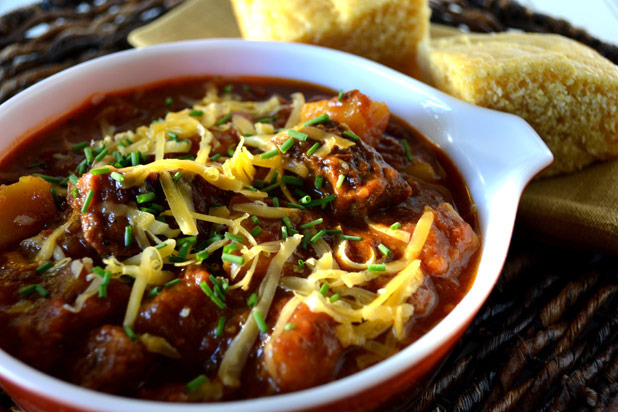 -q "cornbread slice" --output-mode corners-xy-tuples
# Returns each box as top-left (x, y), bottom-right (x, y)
(419, 32), (618, 177)
(231, 0), (430, 77)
